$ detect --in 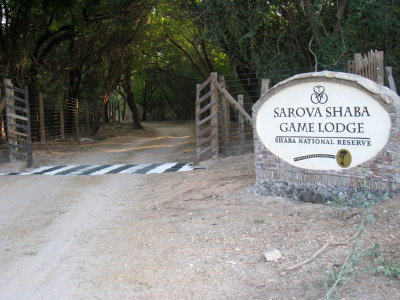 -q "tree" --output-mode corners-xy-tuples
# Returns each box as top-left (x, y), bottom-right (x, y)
(2, 0), (398, 138)
(182, 0), (400, 101)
